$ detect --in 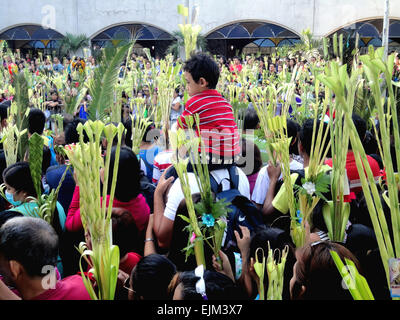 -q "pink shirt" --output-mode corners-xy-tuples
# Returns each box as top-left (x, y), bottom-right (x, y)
(31, 275), (91, 300)
(66, 186), (150, 233)
(247, 172), (259, 197)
